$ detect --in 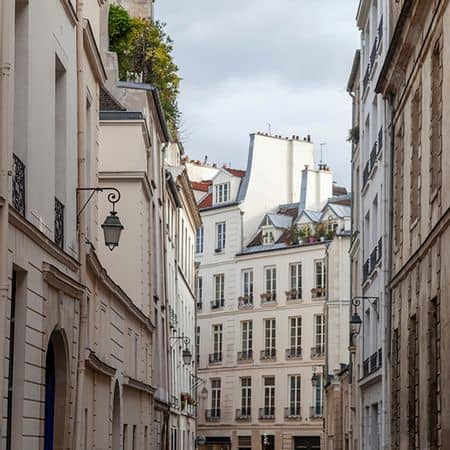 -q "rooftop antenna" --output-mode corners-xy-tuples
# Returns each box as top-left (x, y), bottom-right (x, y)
(319, 143), (327, 165)
(267, 123), (272, 135)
